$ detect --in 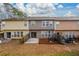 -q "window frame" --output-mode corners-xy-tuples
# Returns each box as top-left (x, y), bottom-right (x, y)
(41, 31), (49, 38)
(30, 21), (36, 25)
(42, 21), (53, 27)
